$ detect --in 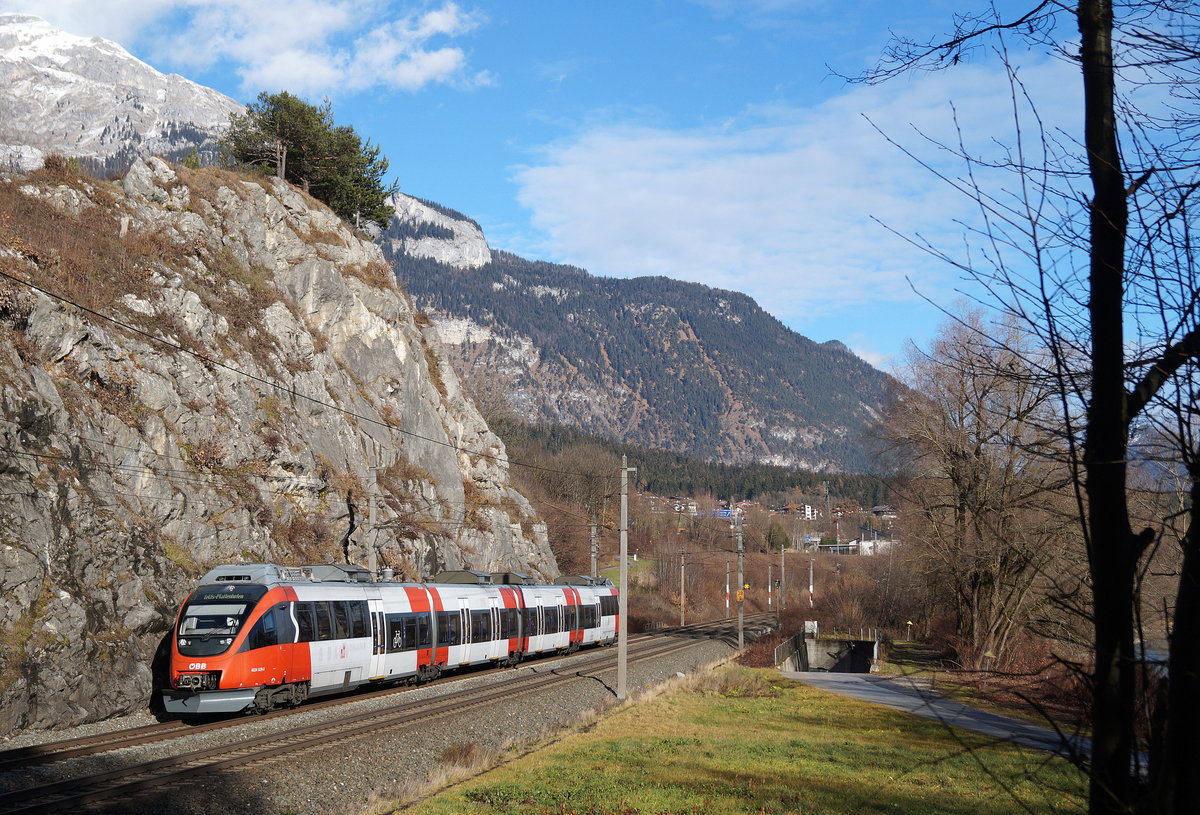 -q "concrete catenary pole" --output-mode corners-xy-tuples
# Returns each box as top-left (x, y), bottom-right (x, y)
(736, 506), (744, 650)
(617, 456), (634, 700)
(780, 523), (786, 618)
(590, 518), (598, 578)
(368, 467), (378, 578)
(679, 549), (686, 626)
